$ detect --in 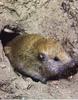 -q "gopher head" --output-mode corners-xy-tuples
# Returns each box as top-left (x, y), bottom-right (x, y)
(4, 34), (76, 83)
